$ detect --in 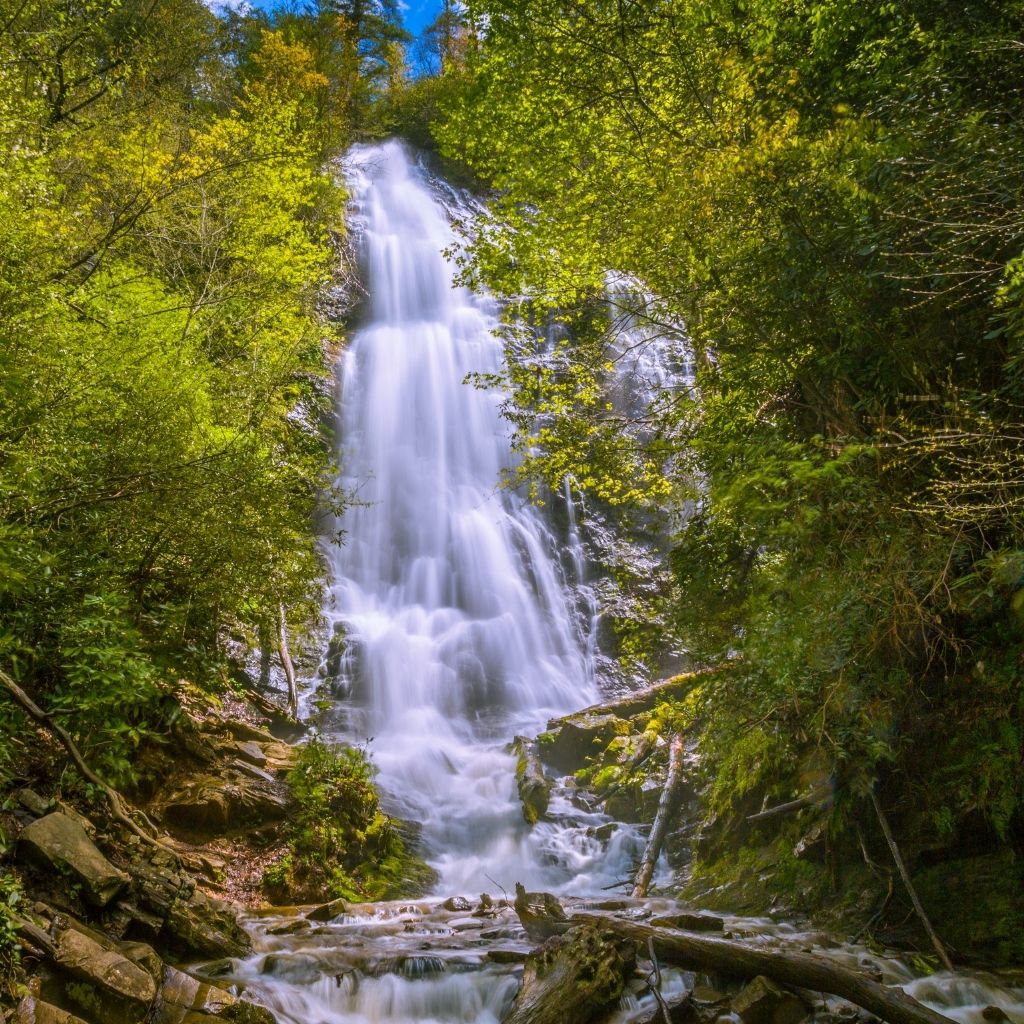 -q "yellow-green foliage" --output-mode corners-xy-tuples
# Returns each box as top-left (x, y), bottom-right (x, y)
(0, 5), (345, 785)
